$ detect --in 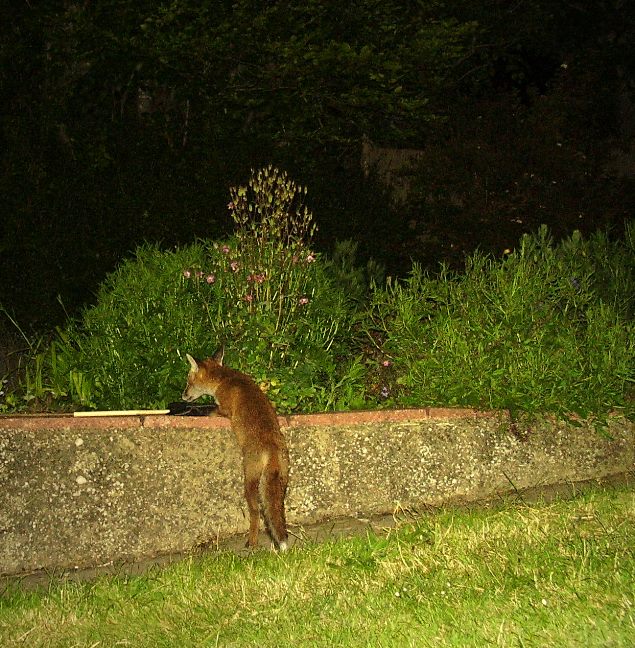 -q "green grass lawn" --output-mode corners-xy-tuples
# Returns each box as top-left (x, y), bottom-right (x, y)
(2, 483), (634, 647)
